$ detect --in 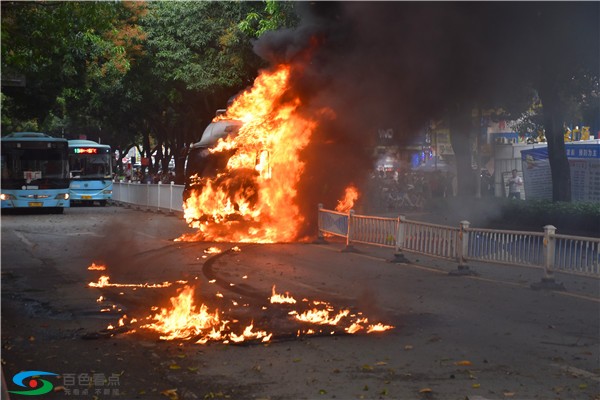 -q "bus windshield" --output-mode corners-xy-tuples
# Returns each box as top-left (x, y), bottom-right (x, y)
(69, 152), (112, 179)
(1, 147), (69, 188)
